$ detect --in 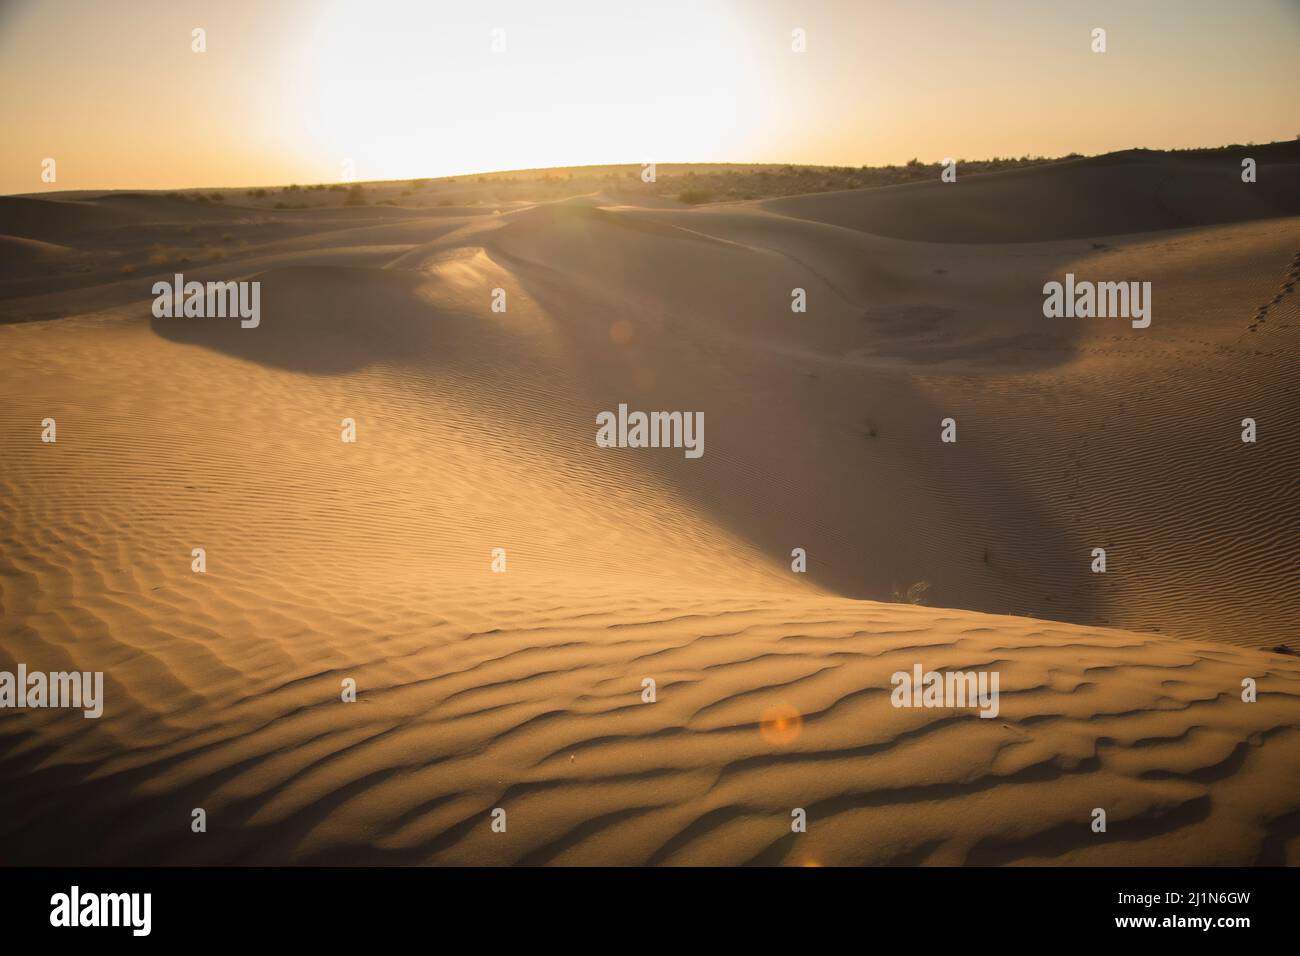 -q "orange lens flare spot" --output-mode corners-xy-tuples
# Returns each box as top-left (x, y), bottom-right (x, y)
(759, 704), (802, 746)
(609, 319), (635, 345)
